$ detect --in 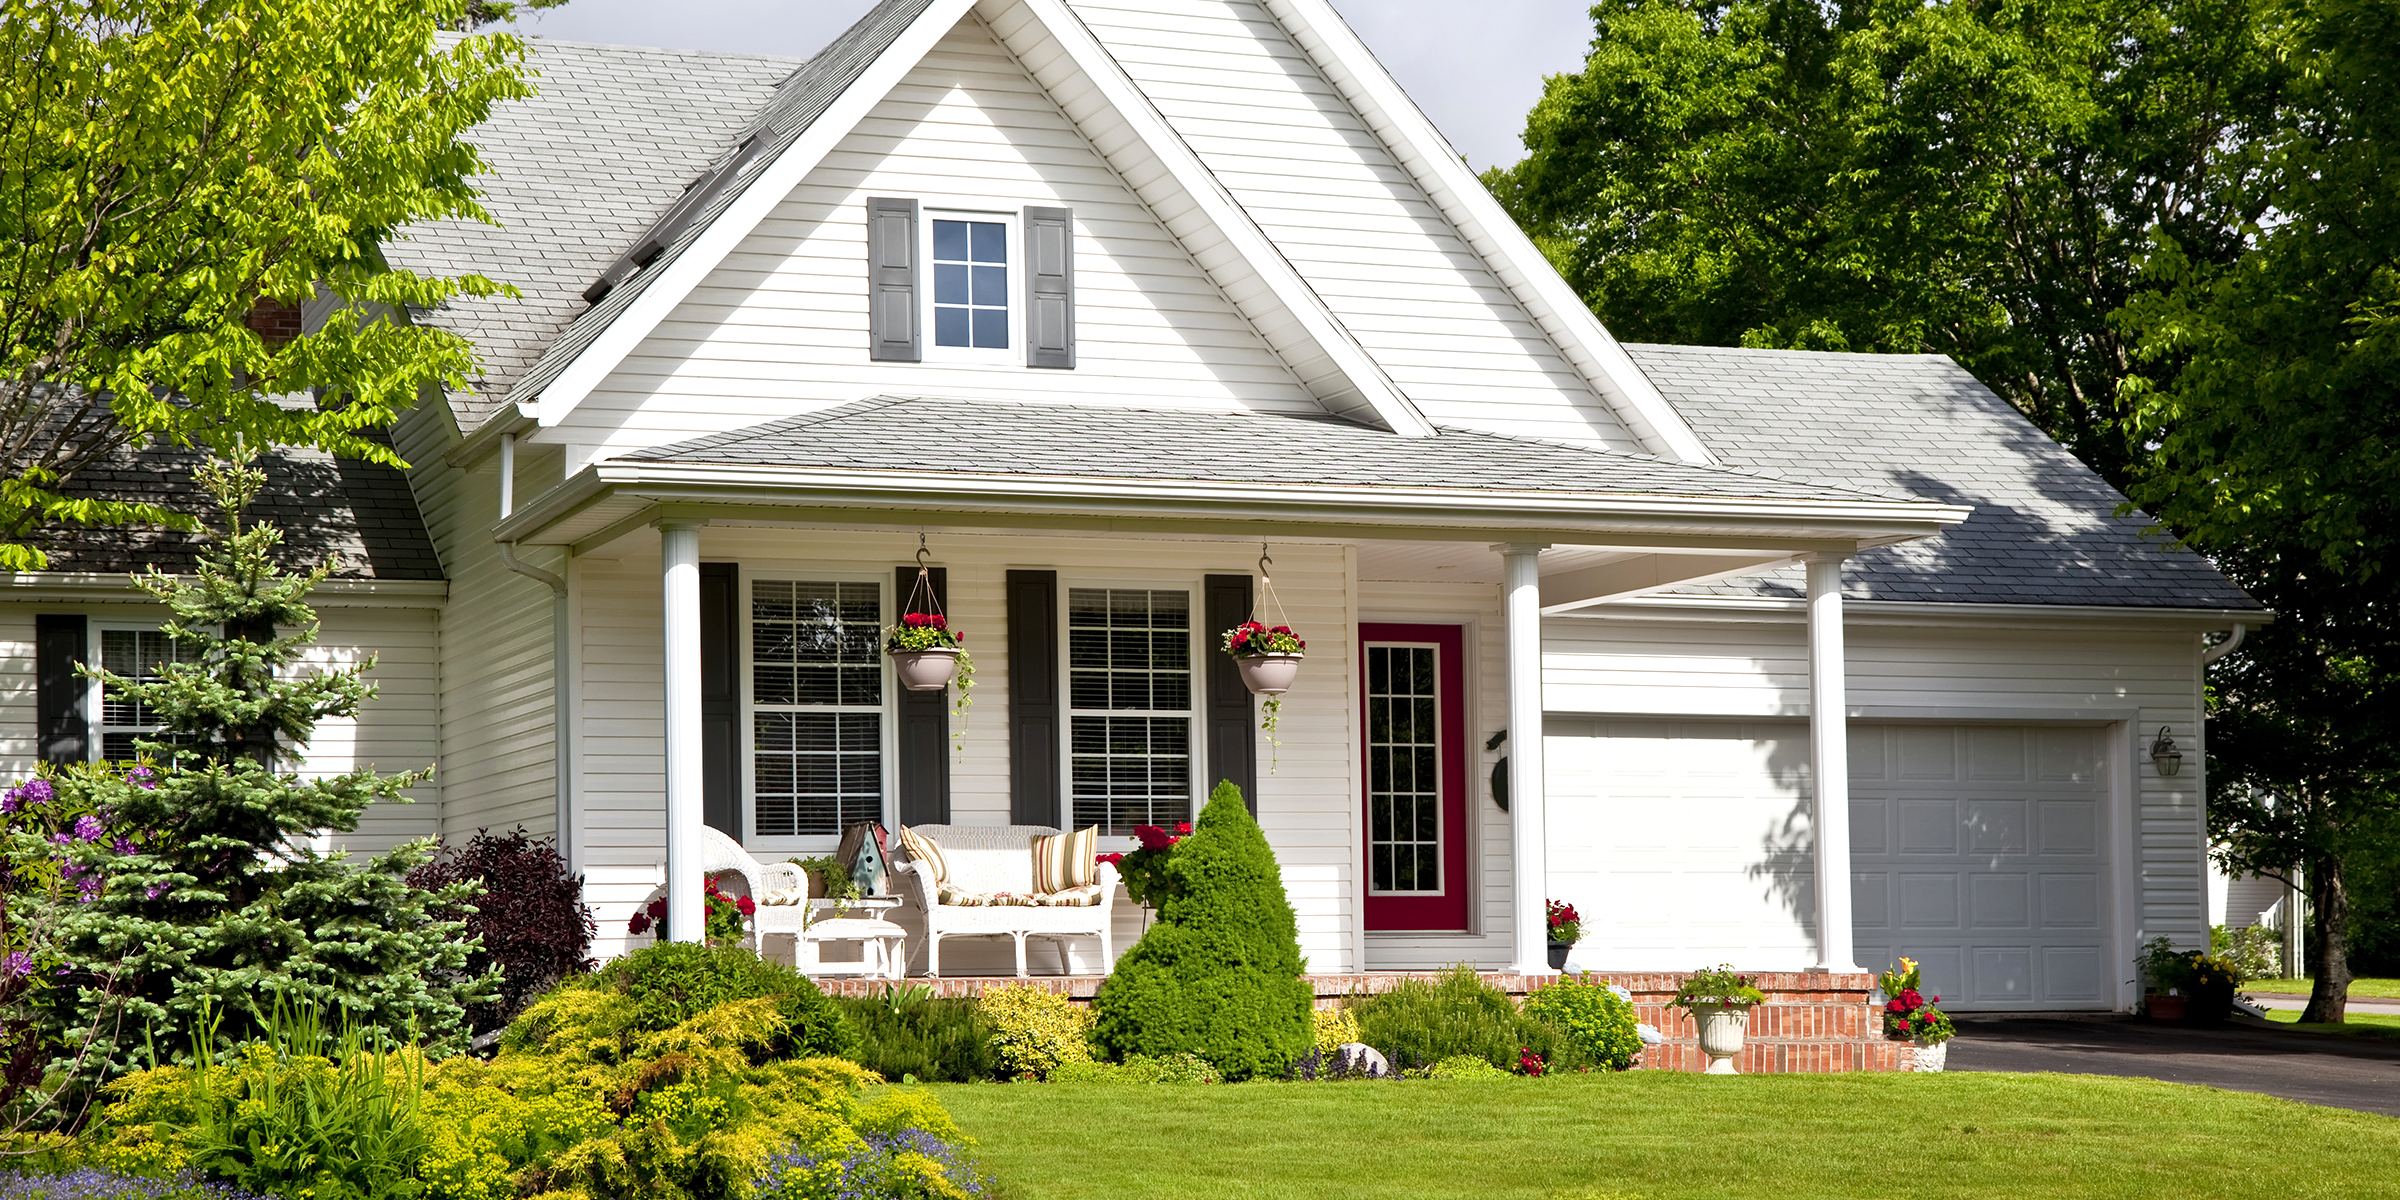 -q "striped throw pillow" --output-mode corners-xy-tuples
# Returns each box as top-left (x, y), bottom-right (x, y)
(1037, 884), (1105, 907)
(896, 826), (947, 886)
(1031, 826), (1098, 894)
